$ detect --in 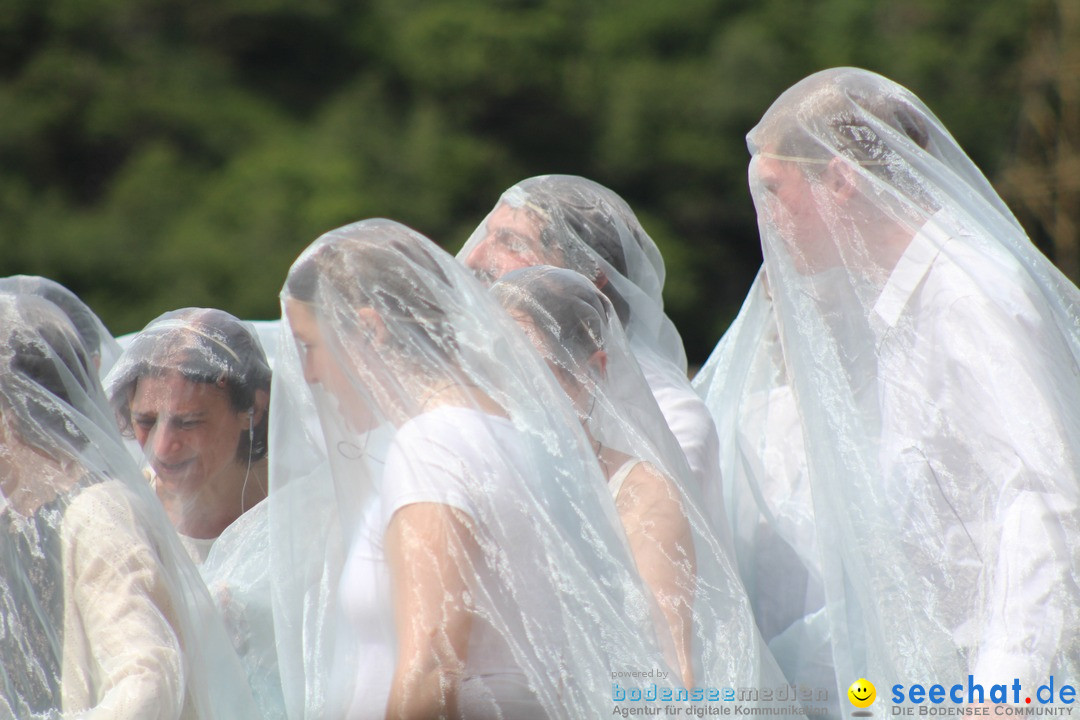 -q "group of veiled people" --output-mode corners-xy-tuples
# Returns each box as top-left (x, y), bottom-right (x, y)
(2, 67), (1078, 720)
